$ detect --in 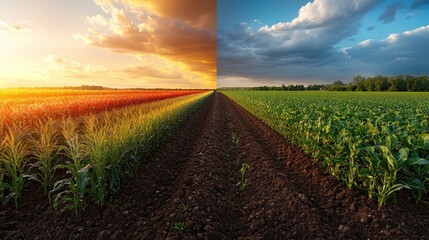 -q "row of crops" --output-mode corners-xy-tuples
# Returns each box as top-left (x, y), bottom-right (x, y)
(223, 91), (429, 207)
(0, 89), (202, 126)
(0, 90), (211, 215)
